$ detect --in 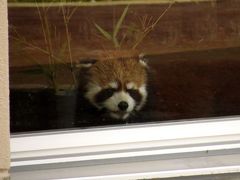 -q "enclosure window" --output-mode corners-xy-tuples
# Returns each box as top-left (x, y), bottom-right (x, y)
(8, 0), (240, 133)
